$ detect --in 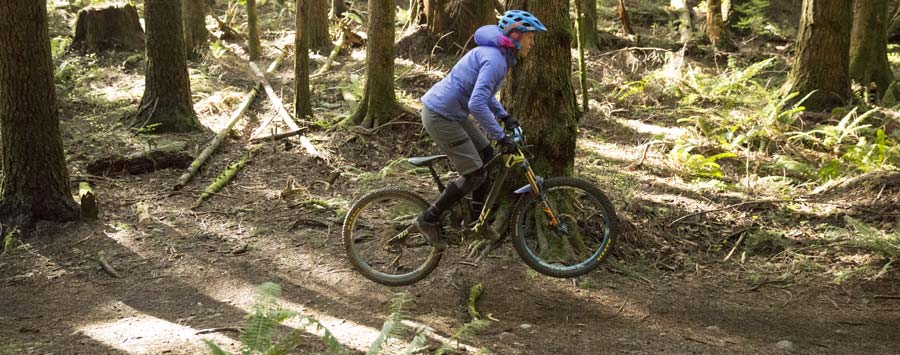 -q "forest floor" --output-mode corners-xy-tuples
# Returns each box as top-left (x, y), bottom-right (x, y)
(3, 2), (900, 354)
